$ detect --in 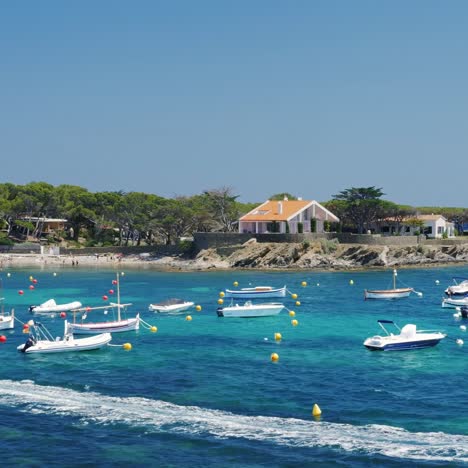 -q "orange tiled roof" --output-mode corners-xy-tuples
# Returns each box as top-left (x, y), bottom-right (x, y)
(240, 200), (313, 222)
